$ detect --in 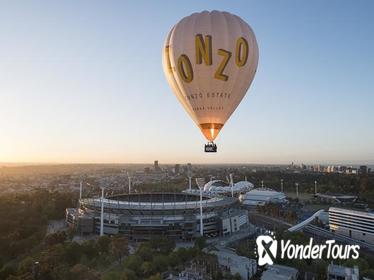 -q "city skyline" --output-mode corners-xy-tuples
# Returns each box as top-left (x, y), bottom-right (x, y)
(1, 1), (373, 164)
